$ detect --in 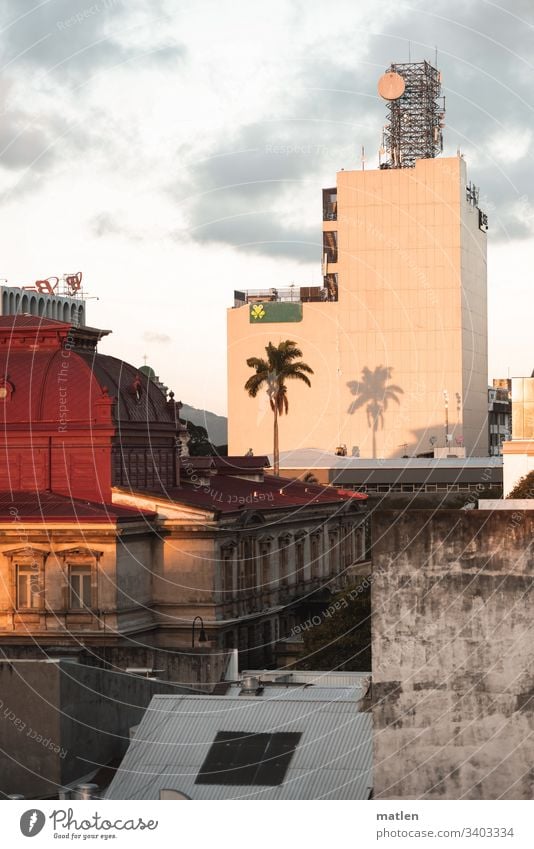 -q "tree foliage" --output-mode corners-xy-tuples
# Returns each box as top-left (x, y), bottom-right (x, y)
(244, 340), (313, 474)
(508, 470), (534, 498)
(184, 420), (216, 456)
(297, 579), (371, 672)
